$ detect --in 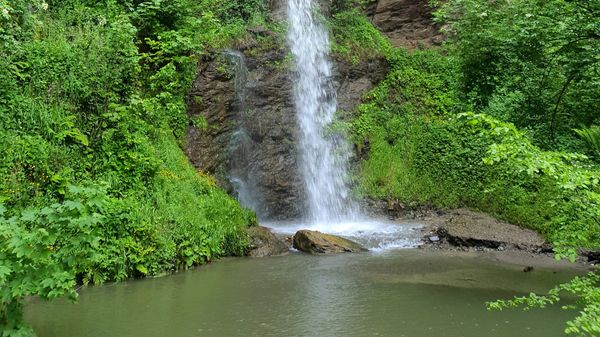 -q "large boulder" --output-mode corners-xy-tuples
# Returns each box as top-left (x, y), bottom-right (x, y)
(246, 226), (290, 257)
(293, 230), (367, 254)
